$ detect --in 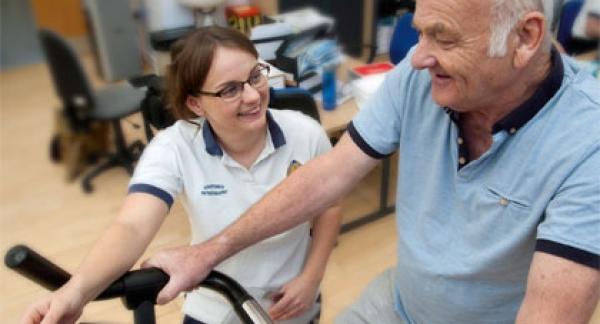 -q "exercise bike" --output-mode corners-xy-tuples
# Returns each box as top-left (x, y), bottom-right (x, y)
(5, 245), (273, 324)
